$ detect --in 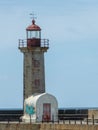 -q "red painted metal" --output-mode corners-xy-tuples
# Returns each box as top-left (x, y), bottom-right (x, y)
(27, 38), (41, 47)
(18, 39), (49, 48)
(43, 103), (51, 121)
(26, 20), (41, 31)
